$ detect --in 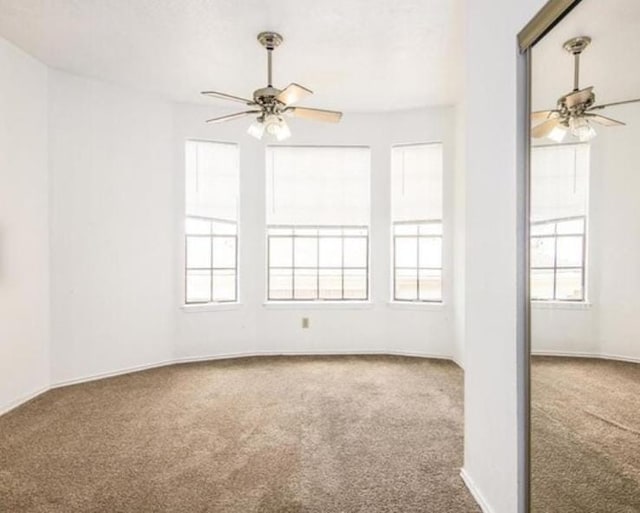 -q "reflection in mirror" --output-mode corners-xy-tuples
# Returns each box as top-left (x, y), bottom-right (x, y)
(529, 1), (640, 511)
